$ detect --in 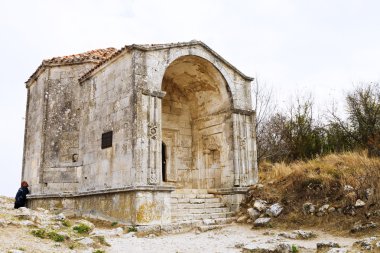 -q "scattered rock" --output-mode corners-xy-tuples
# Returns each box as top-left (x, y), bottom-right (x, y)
(266, 203), (283, 217)
(237, 215), (249, 223)
(253, 217), (271, 227)
(0, 218), (9, 227)
(342, 206), (356, 216)
(316, 242), (340, 250)
(19, 220), (35, 227)
(7, 250), (24, 253)
(343, 185), (354, 191)
(243, 242), (291, 253)
(77, 237), (94, 245)
(326, 248), (347, 253)
(54, 213), (65, 220)
(18, 207), (30, 215)
(365, 188), (374, 200)
(253, 200), (267, 212)
(354, 199), (365, 207)
(52, 224), (61, 230)
(256, 184), (264, 189)
(328, 207), (336, 213)
(90, 227), (124, 237)
(113, 227), (124, 236)
(203, 219), (216, 225)
(296, 230), (316, 239)
(354, 237), (377, 250)
(316, 204), (330, 217)
(247, 208), (260, 220)
(251, 184), (264, 190)
(351, 222), (377, 233)
(279, 230), (316, 240)
(302, 202), (316, 215)
(278, 232), (297, 239)
(319, 204), (330, 213)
